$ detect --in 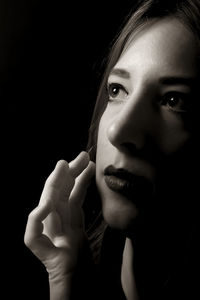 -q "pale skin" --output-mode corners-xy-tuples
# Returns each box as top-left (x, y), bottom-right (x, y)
(97, 18), (198, 299)
(24, 152), (95, 299)
(25, 18), (199, 300)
